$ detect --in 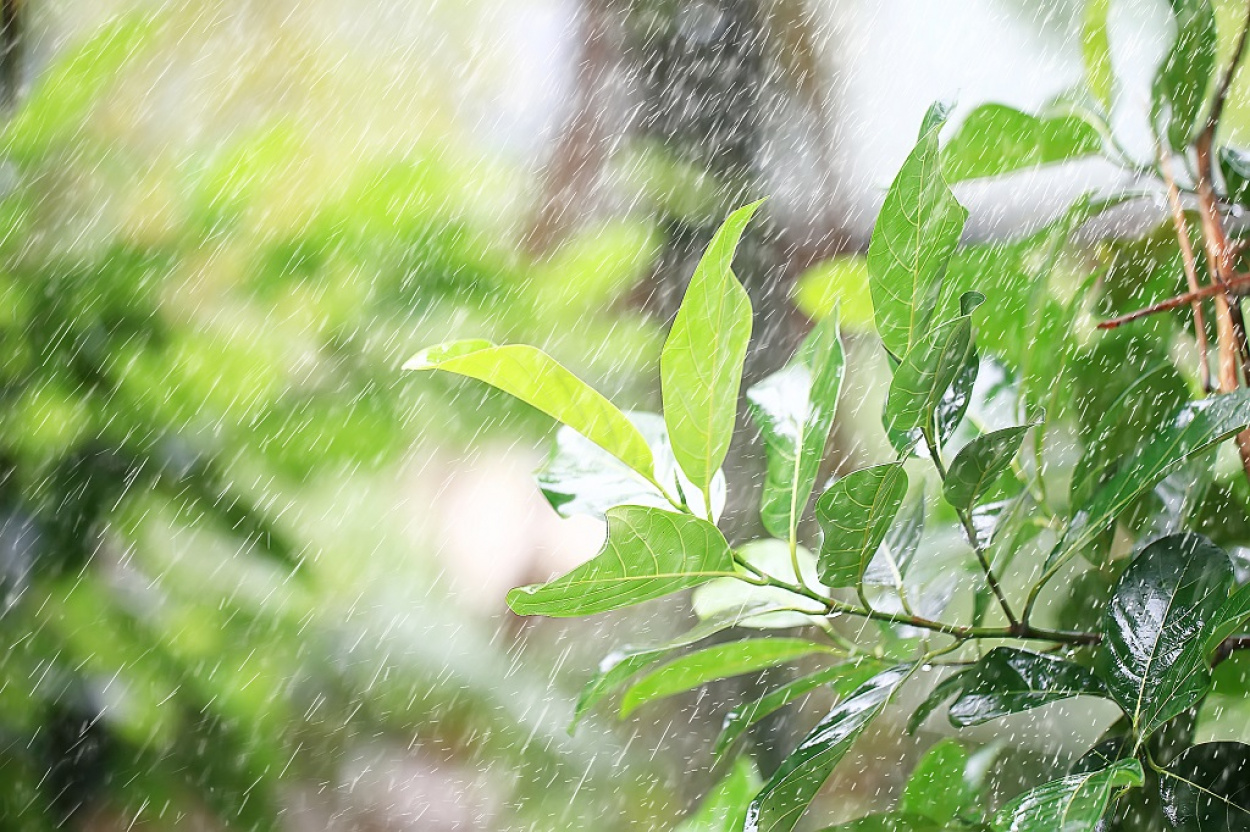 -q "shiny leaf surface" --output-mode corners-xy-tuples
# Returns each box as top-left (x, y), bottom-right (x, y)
(992, 760), (1143, 832)
(1159, 742), (1250, 831)
(816, 463), (909, 587)
(676, 758), (762, 832)
(943, 424), (1032, 511)
(947, 647), (1106, 727)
